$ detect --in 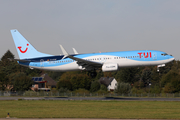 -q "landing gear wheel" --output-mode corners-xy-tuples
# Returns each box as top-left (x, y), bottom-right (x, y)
(88, 70), (97, 78)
